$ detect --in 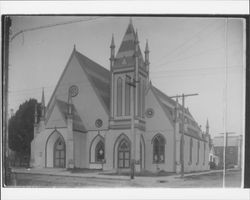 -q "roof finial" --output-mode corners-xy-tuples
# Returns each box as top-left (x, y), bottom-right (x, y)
(145, 39), (149, 52)
(73, 44), (76, 51)
(111, 33), (115, 47)
(135, 29), (139, 43)
(129, 17), (133, 25)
